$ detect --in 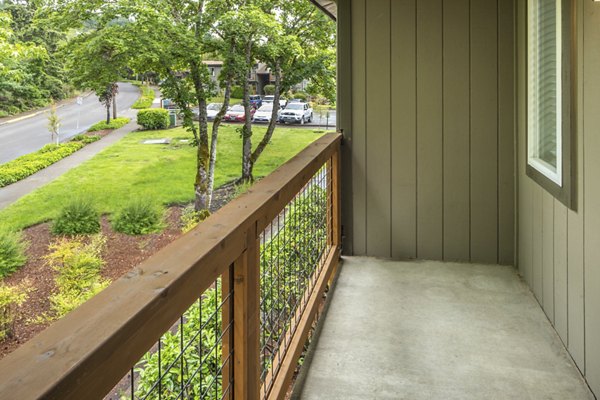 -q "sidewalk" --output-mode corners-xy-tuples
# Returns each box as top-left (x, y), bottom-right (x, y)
(0, 109), (139, 210)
